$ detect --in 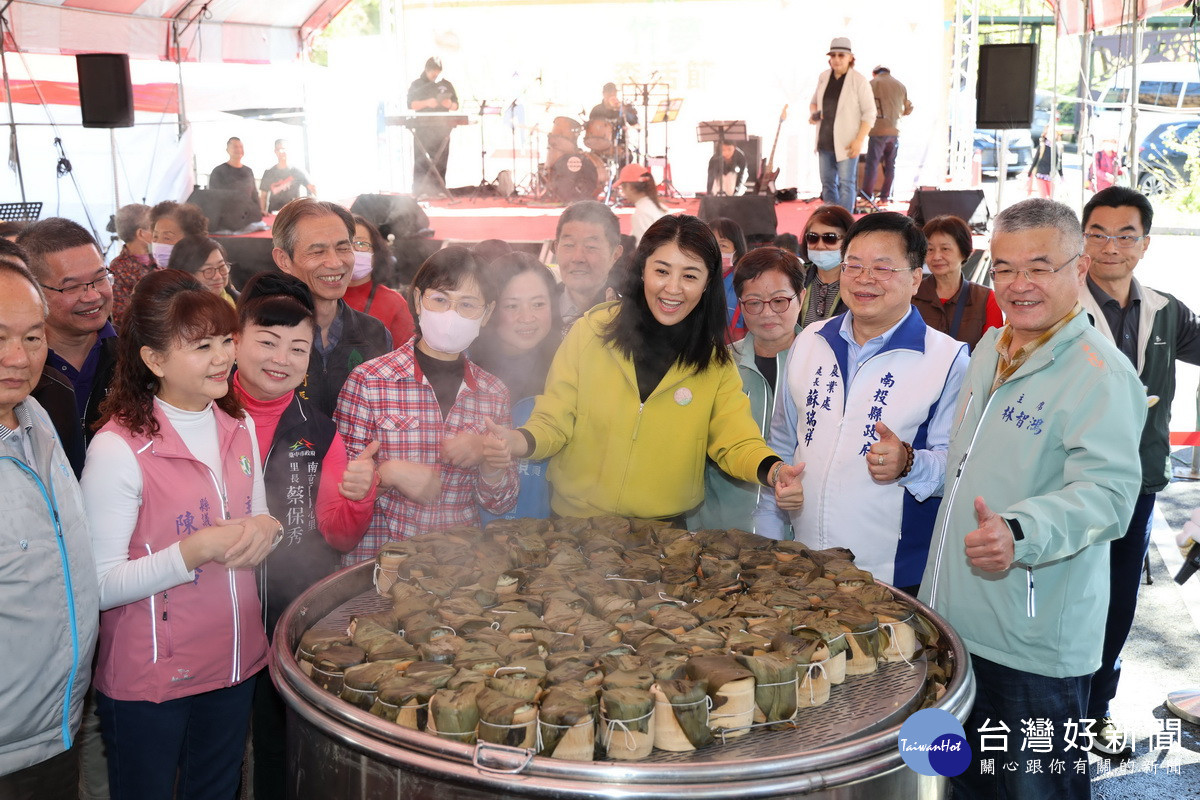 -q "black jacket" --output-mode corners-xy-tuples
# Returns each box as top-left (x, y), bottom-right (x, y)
(258, 393), (339, 638)
(299, 301), (392, 418)
(31, 335), (119, 477)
